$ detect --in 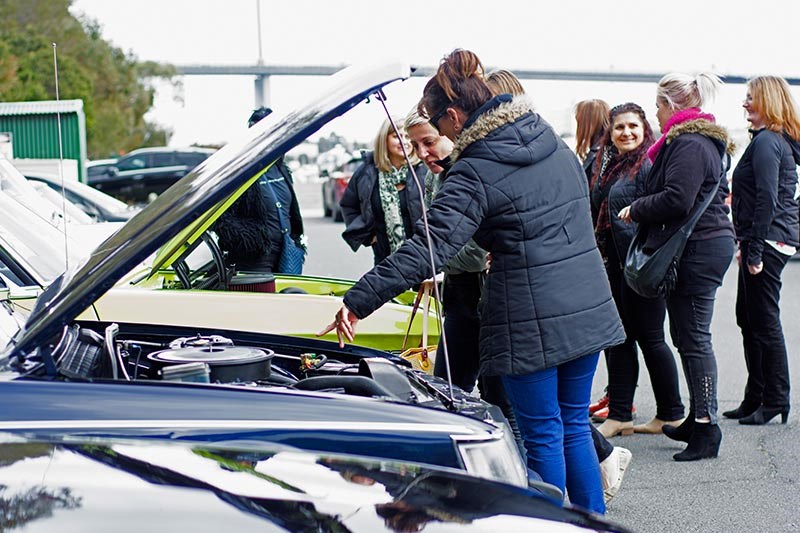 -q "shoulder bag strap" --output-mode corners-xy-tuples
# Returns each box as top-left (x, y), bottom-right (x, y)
(680, 154), (726, 233)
